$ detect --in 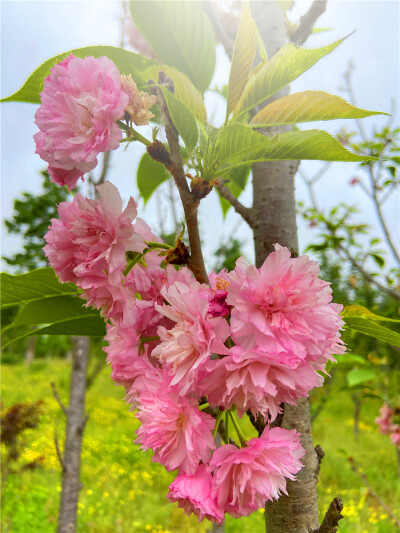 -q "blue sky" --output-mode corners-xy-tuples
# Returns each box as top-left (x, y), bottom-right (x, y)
(1, 0), (399, 271)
